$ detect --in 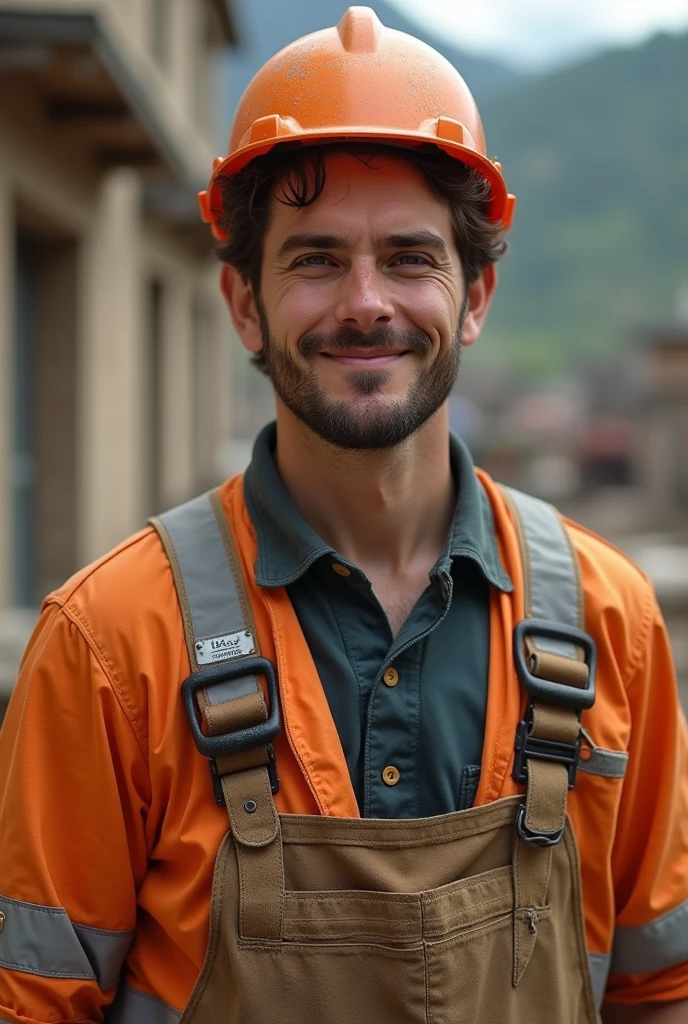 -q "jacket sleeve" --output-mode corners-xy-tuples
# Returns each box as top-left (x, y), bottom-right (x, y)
(0, 599), (151, 1023)
(604, 591), (688, 1005)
